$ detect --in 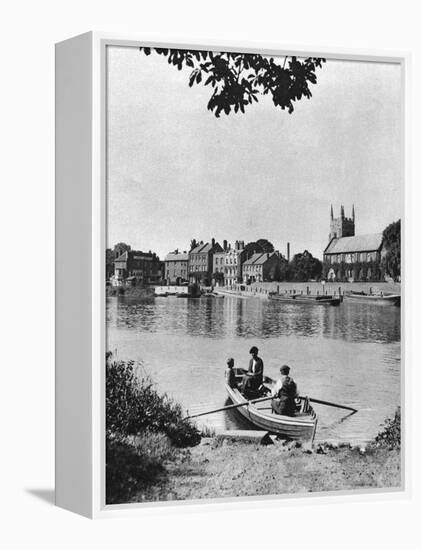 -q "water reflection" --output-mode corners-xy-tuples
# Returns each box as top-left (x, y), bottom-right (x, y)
(107, 295), (400, 344)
